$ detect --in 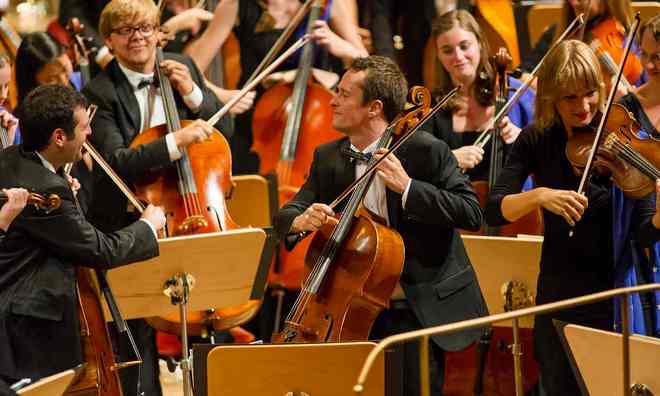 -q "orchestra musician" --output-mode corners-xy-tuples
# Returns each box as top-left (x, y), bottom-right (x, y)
(485, 40), (660, 395)
(0, 55), (18, 147)
(184, 0), (369, 174)
(619, 14), (660, 139)
(520, 0), (644, 93)
(421, 10), (534, 176)
(15, 33), (82, 104)
(0, 84), (165, 385)
(81, 0), (230, 394)
(273, 55), (487, 396)
(617, 13), (660, 337)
